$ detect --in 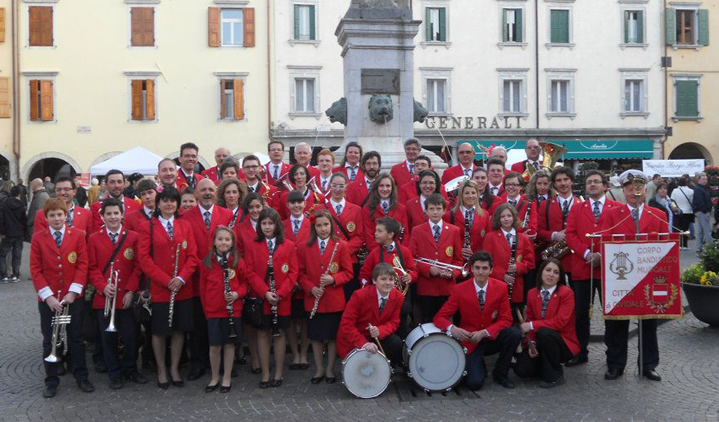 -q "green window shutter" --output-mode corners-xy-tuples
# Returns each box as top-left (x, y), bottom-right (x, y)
(698, 9), (709, 46)
(665, 8), (676, 45)
(425, 8), (431, 41)
(551, 10), (569, 43)
(624, 11), (629, 43)
(636, 11), (644, 43)
(309, 5), (316, 40)
(676, 80), (699, 117)
(438, 8), (447, 41)
(294, 5), (300, 40)
(516, 9), (523, 42)
(502, 10), (508, 42)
